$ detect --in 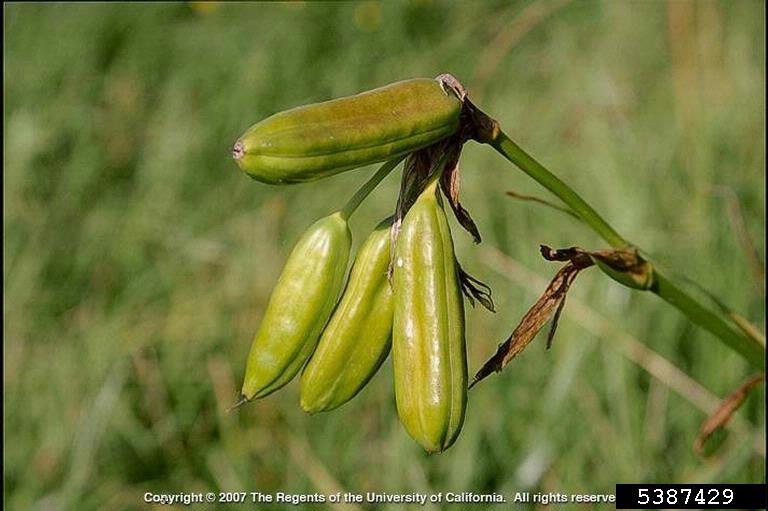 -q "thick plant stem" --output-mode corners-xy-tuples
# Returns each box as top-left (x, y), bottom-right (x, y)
(490, 130), (764, 369)
(340, 157), (404, 219)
